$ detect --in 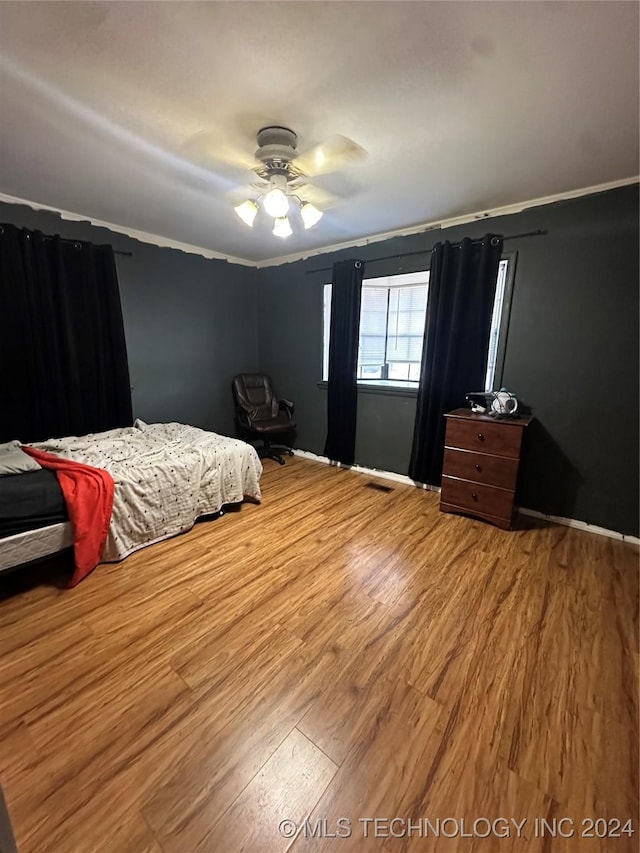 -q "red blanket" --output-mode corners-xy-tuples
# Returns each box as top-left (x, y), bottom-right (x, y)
(21, 447), (115, 587)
